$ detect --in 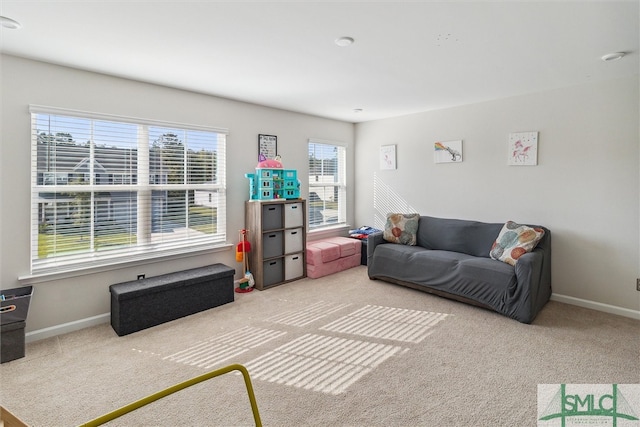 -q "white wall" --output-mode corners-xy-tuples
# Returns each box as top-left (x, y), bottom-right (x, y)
(355, 76), (640, 313)
(0, 55), (354, 334)
(2, 53), (637, 337)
